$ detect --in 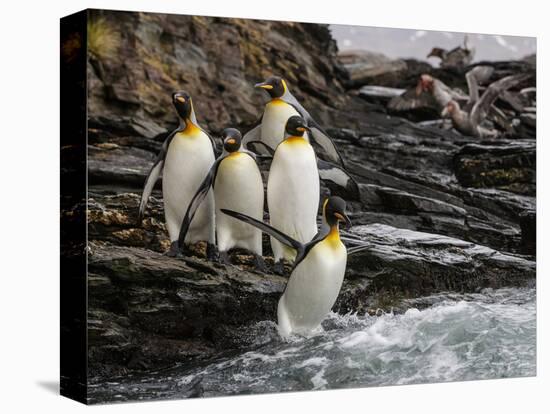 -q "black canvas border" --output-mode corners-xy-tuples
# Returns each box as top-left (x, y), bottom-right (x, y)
(60, 9), (88, 404)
